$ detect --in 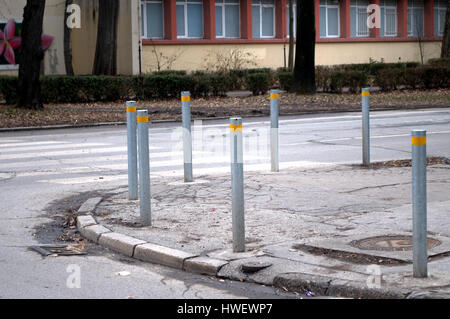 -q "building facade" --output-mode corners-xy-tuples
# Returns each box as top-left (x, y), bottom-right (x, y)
(141, 0), (447, 72)
(0, 0), (447, 75)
